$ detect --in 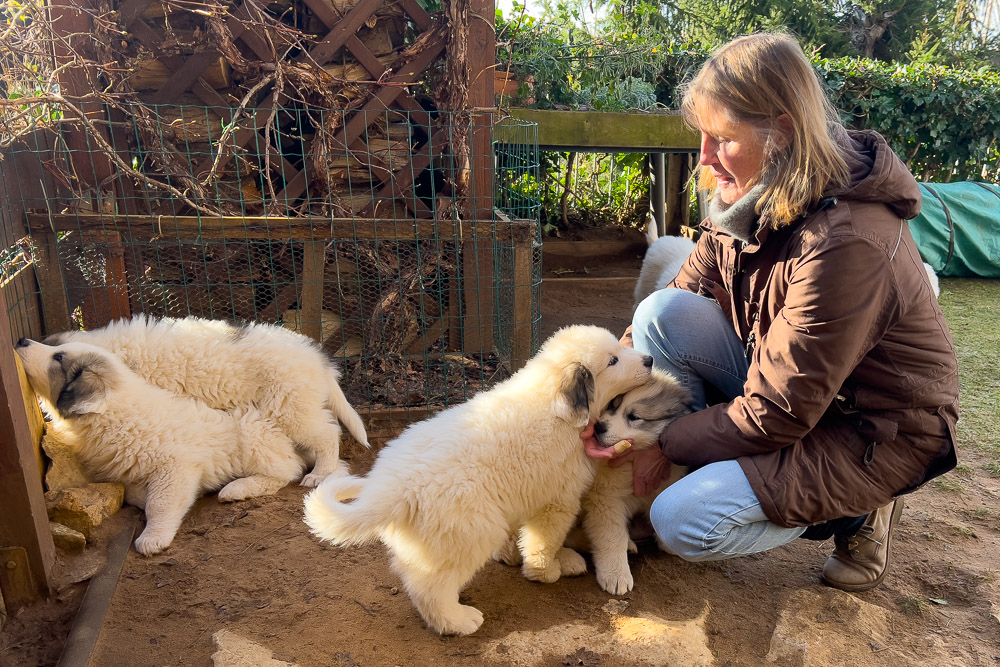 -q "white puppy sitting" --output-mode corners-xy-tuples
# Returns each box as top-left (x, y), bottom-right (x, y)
(16, 339), (304, 555)
(303, 325), (653, 636)
(585, 369), (691, 593)
(493, 368), (691, 594)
